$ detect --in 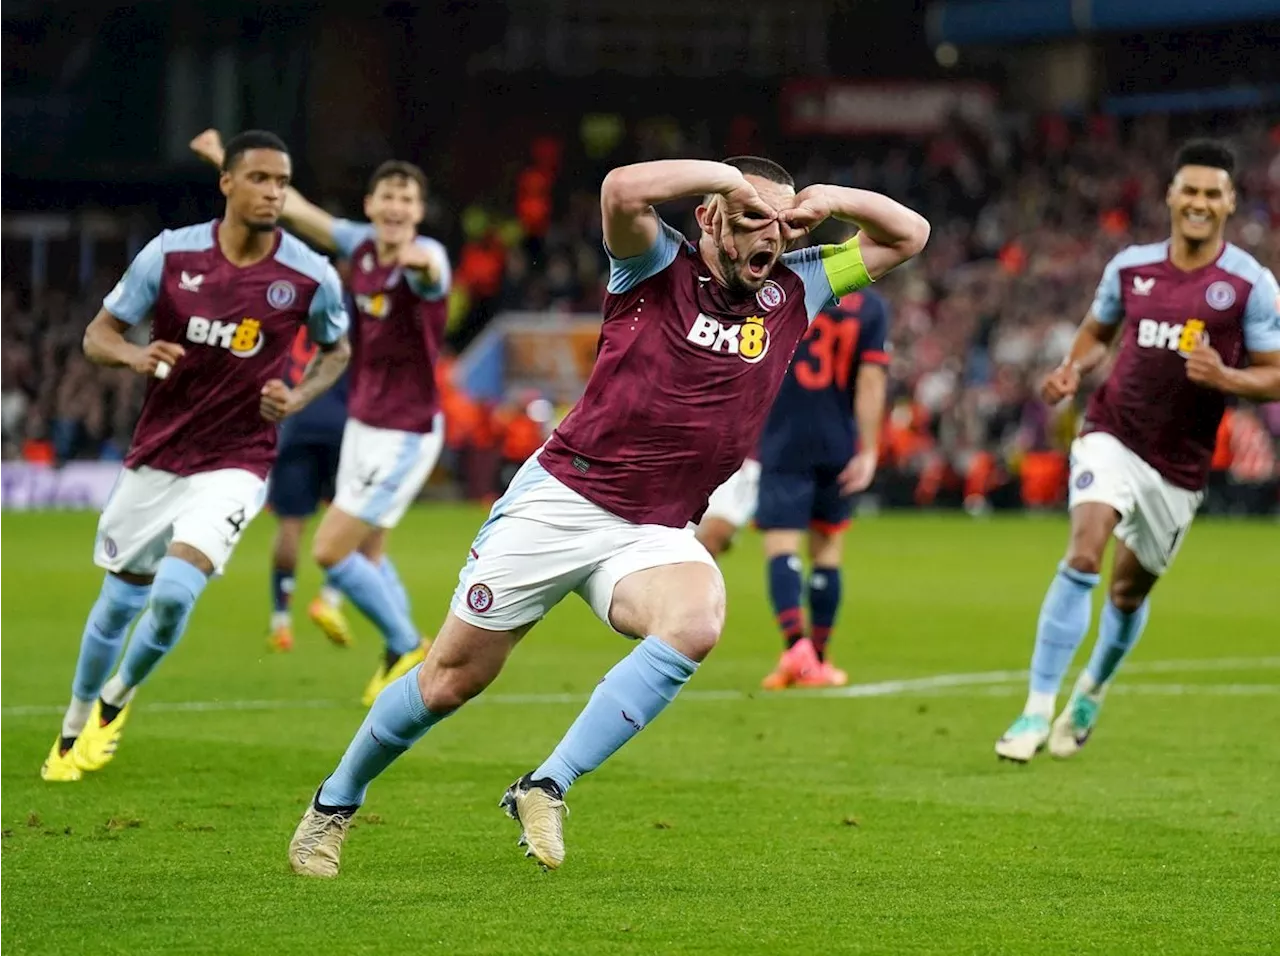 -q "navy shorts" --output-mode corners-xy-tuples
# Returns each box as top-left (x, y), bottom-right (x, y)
(756, 464), (854, 533)
(267, 436), (342, 519)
